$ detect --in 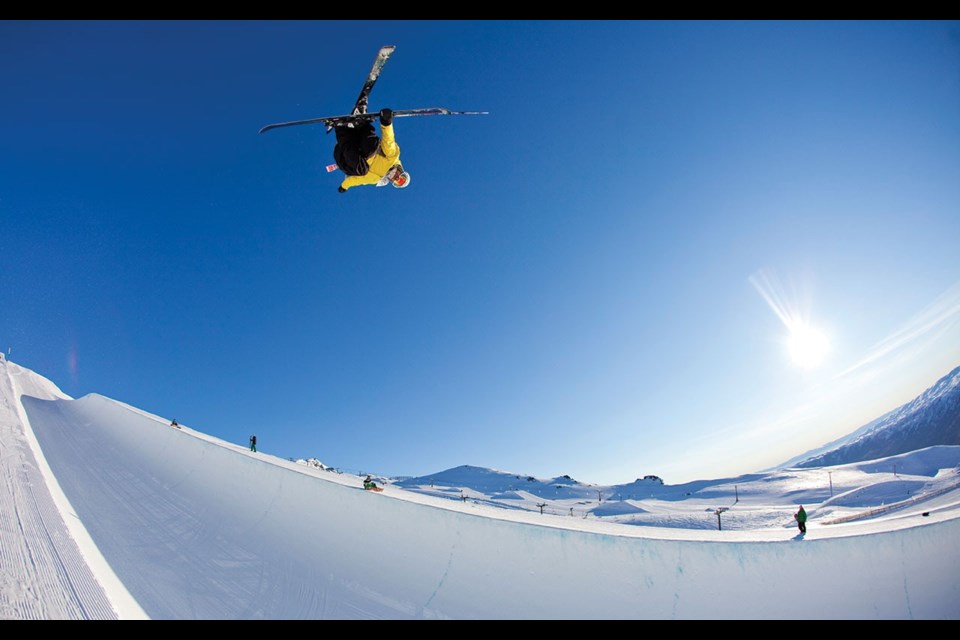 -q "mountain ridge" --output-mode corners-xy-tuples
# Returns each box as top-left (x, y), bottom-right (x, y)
(789, 365), (960, 469)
